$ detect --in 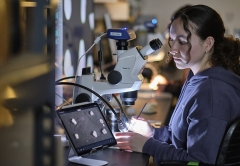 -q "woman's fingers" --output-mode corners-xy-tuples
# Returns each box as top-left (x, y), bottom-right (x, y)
(116, 137), (129, 143)
(115, 132), (149, 153)
(115, 132), (134, 137)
